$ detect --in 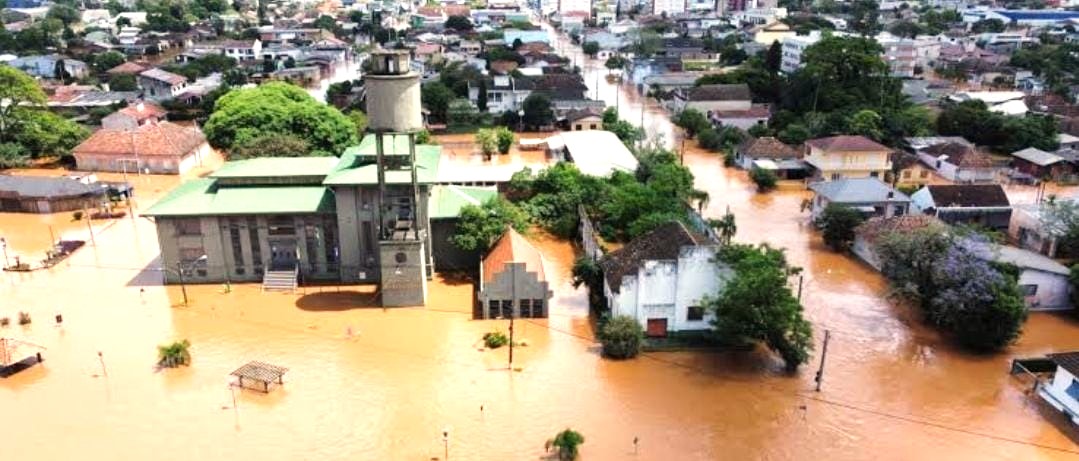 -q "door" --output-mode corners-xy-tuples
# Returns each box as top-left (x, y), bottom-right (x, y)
(646, 318), (668, 337)
(269, 241), (298, 270)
